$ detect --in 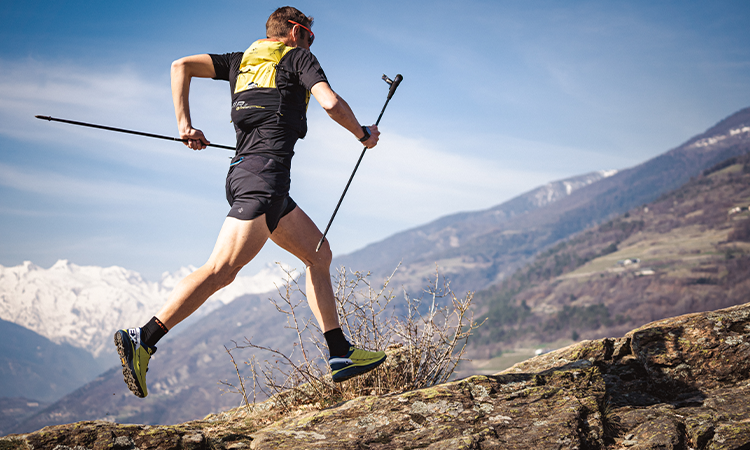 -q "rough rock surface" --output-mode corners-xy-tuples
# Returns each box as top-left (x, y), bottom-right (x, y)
(3, 302), (750, 449)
